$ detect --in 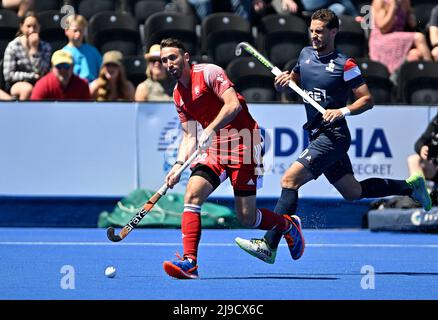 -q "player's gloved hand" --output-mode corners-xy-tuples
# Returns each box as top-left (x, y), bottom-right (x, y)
(199, 130), (213, 151)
